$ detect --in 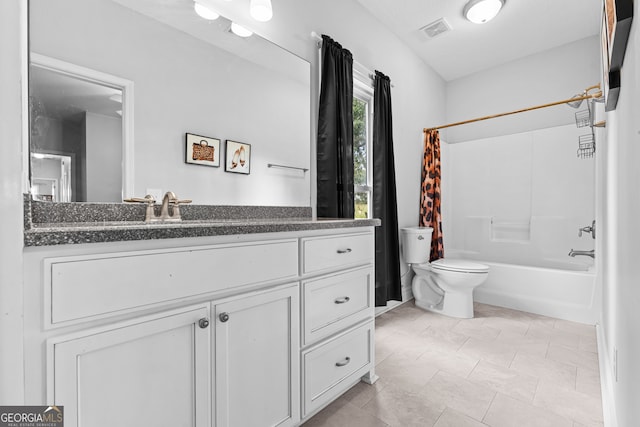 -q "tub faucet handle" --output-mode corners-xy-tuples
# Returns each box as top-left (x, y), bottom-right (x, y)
(578, 220), (596, 239)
